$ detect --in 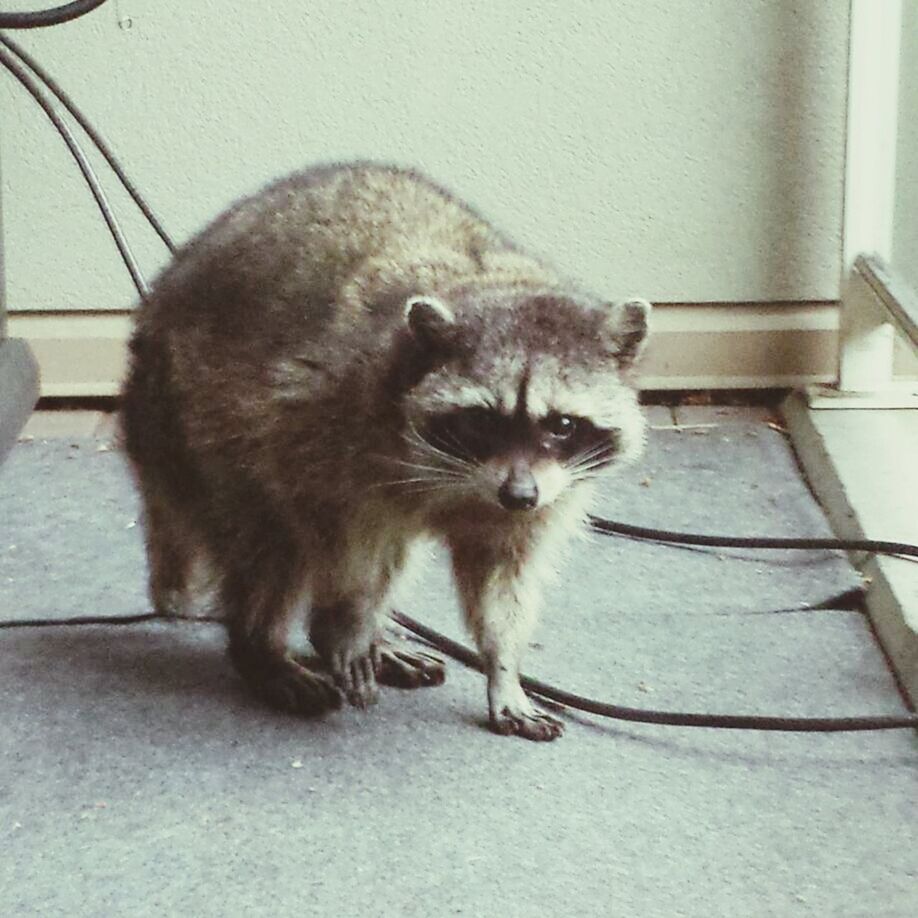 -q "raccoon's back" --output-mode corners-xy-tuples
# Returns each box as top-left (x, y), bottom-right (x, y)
(139, 162), (509, 343)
